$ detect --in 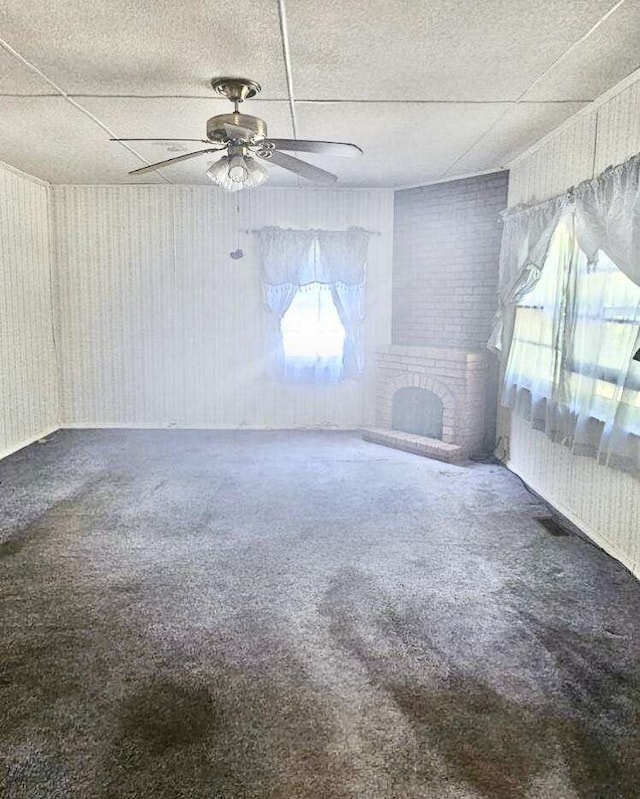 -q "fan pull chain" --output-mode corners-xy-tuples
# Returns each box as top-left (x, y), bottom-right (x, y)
(230, 195), (244, 260)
